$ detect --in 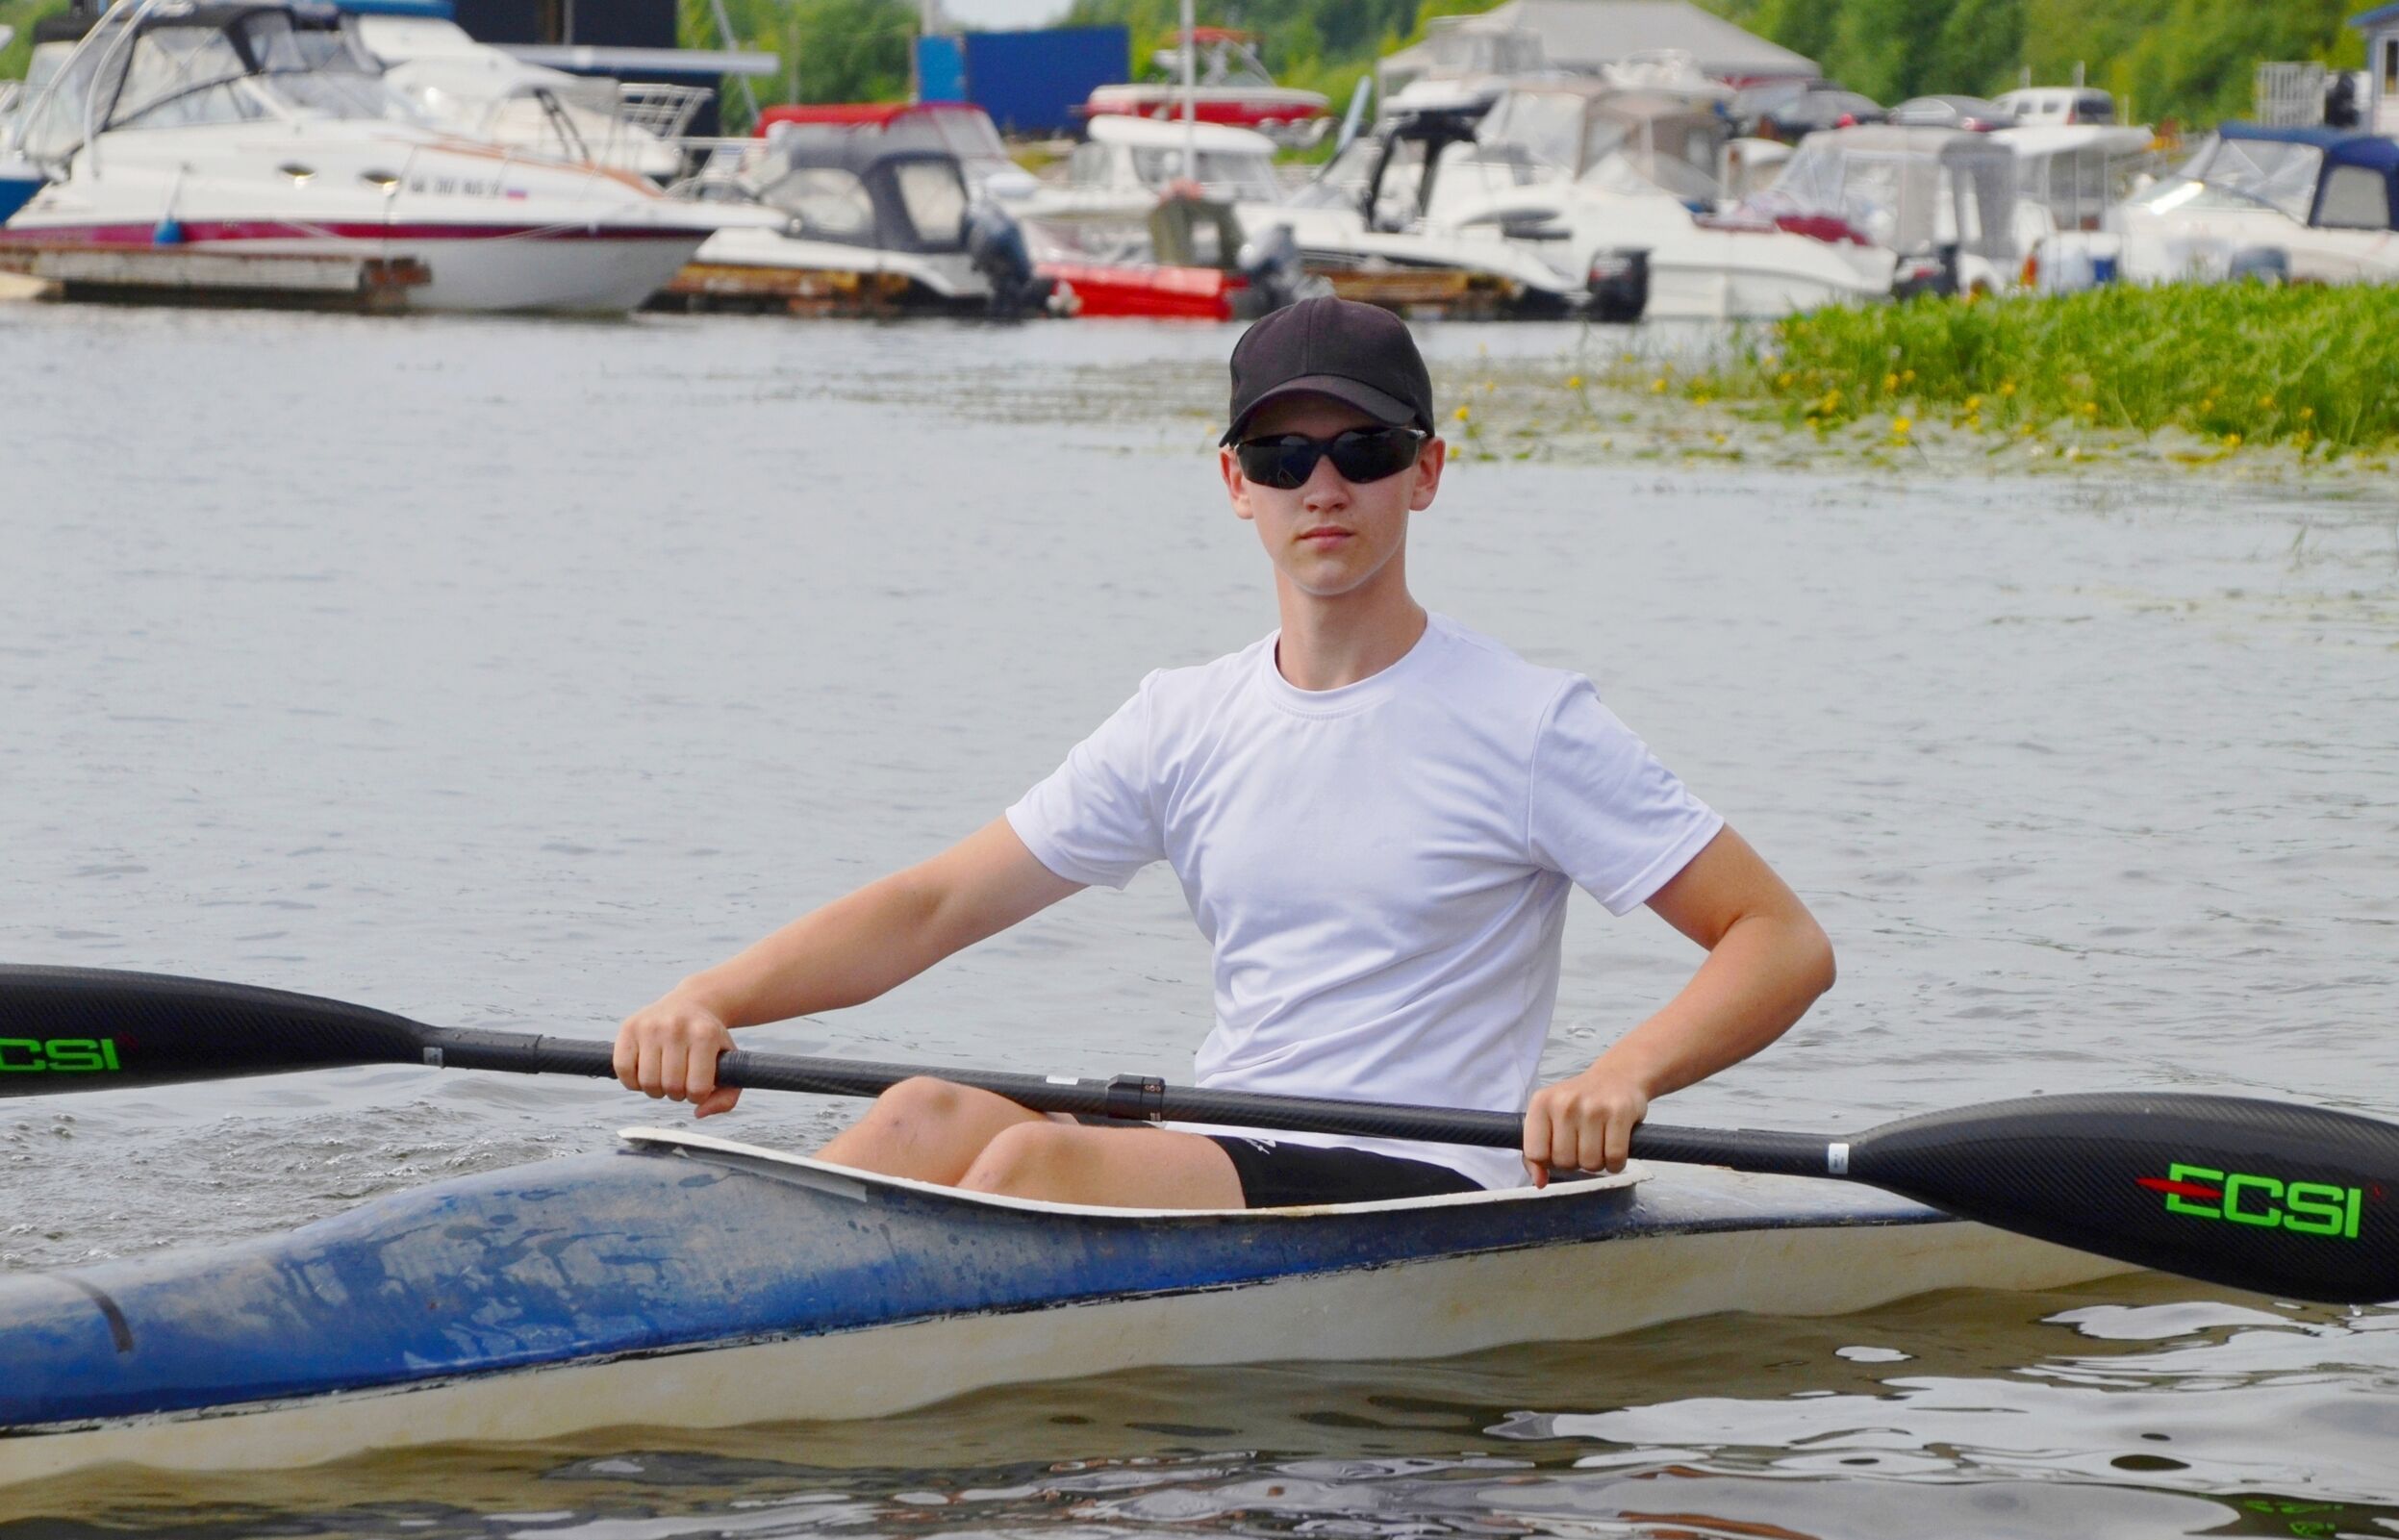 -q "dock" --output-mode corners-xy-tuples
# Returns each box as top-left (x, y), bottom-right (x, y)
(0, 241), (431, 311)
